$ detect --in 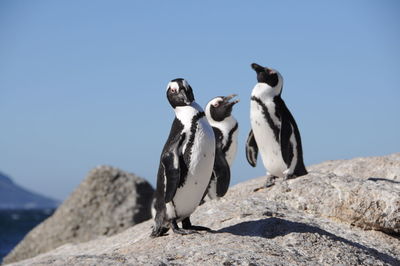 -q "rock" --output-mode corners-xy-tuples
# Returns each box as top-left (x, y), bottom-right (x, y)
(309, 153), (400, 181)
(3, 166), (154, 265)
(4, 162), (400, 265)
(262, 172), (400, 235)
